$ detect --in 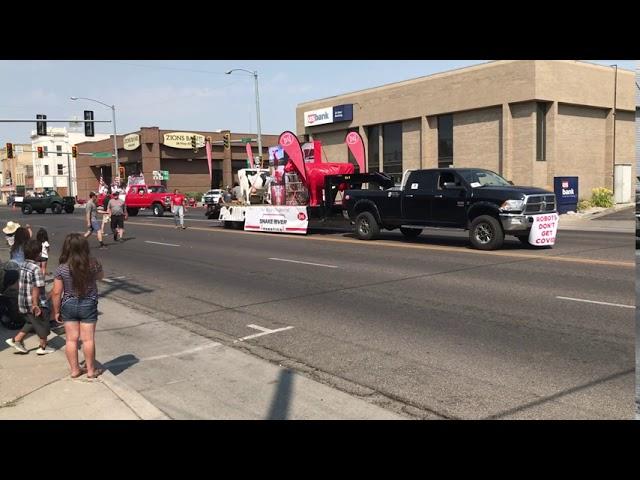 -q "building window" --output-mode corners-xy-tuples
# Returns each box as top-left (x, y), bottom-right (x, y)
(44, 165), (49, 175)
(57, 164), (64, 175)
(367, 126), (379, 173)
(536, 102), (548, 161)
(57, 145), (62, 157)
(438, 114), (453, 168)
(383, 122), (402, 183)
